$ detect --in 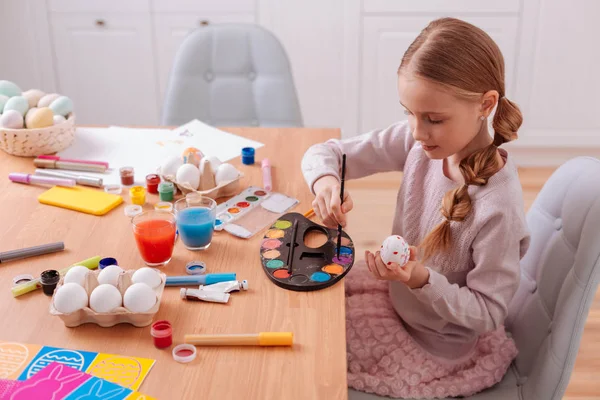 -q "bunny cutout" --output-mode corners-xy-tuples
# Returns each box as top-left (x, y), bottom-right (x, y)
(10, 363), (85, 400)
(74, 379), (128, 400)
